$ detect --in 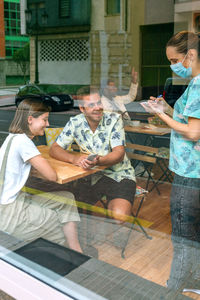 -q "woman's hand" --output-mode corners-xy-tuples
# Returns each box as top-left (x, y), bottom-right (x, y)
(147, 99), (166, 114)
(141, 96), (173, 116)
(141, 99), (165, 114)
